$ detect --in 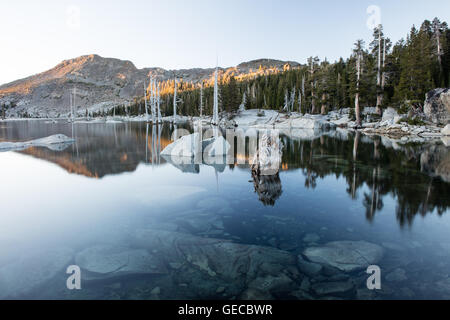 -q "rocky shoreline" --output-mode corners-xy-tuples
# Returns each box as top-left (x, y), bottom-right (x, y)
(1, 107), (449, 148)
(219, 107), (449, 146)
